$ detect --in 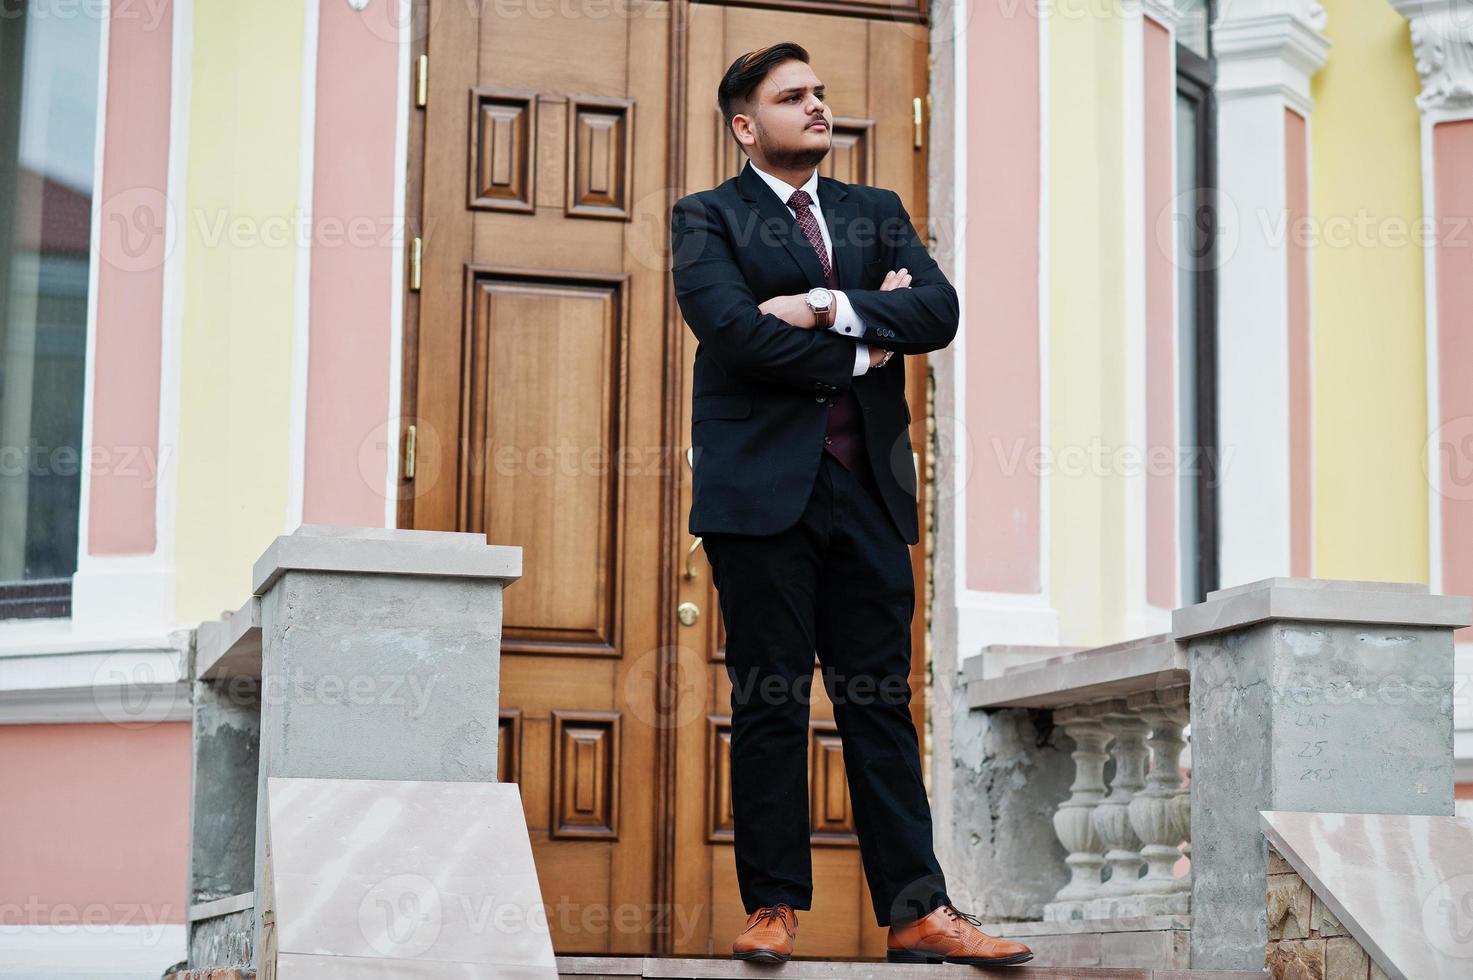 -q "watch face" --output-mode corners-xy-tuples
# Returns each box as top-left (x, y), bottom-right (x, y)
(807, 287), (833, 310)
